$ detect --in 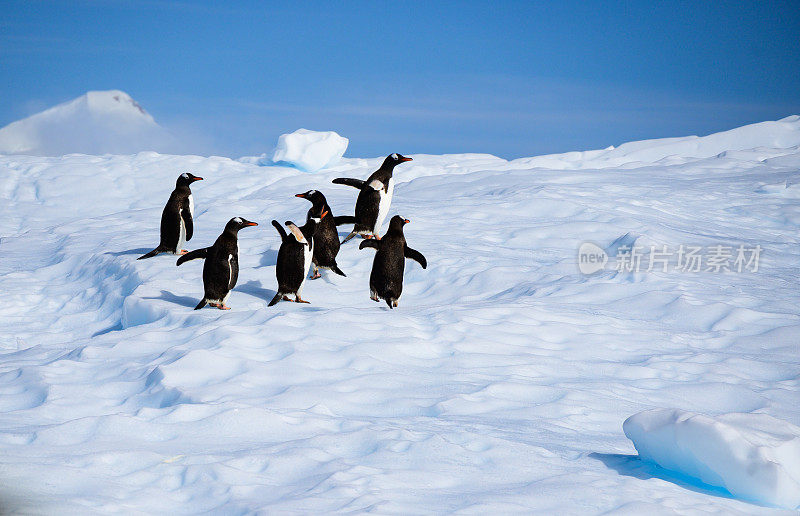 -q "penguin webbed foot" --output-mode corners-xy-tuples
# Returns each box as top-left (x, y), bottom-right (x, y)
(294, 295), (310, 304)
